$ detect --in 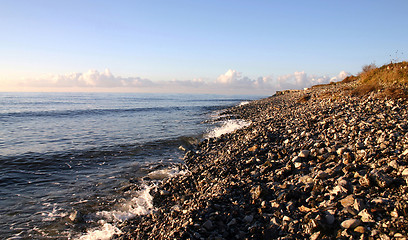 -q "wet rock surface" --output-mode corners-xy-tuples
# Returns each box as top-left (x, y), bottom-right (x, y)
(117, 83), (408, 239)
